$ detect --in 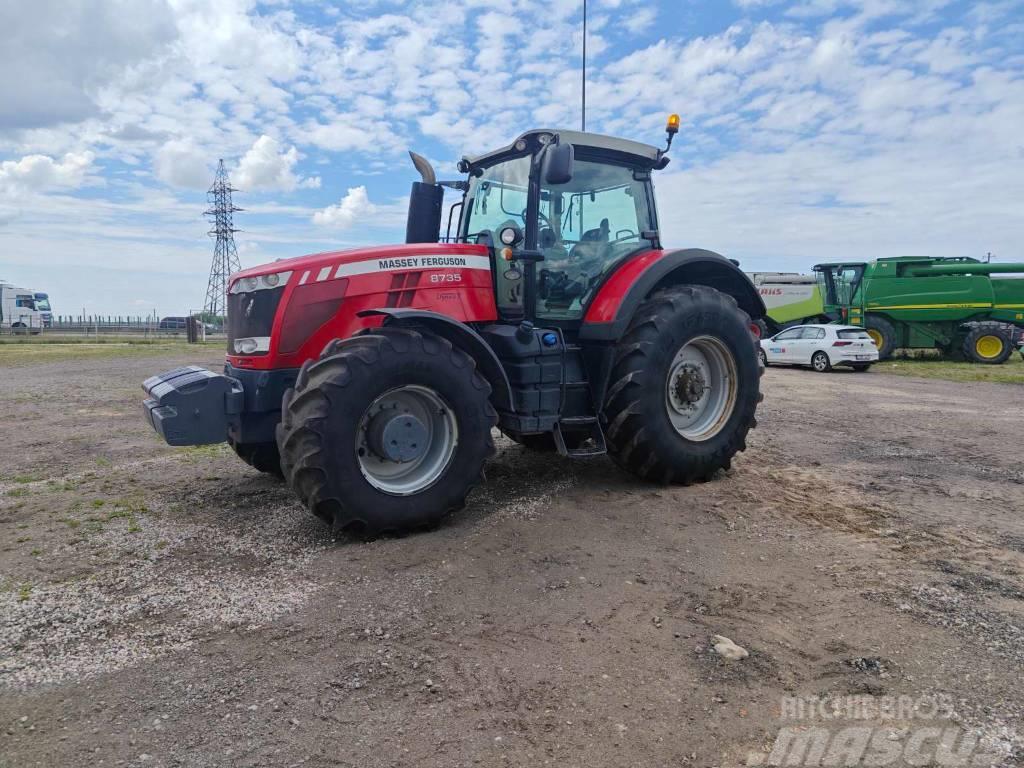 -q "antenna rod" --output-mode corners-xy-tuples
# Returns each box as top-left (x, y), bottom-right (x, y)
(582, 0), (587, 132)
